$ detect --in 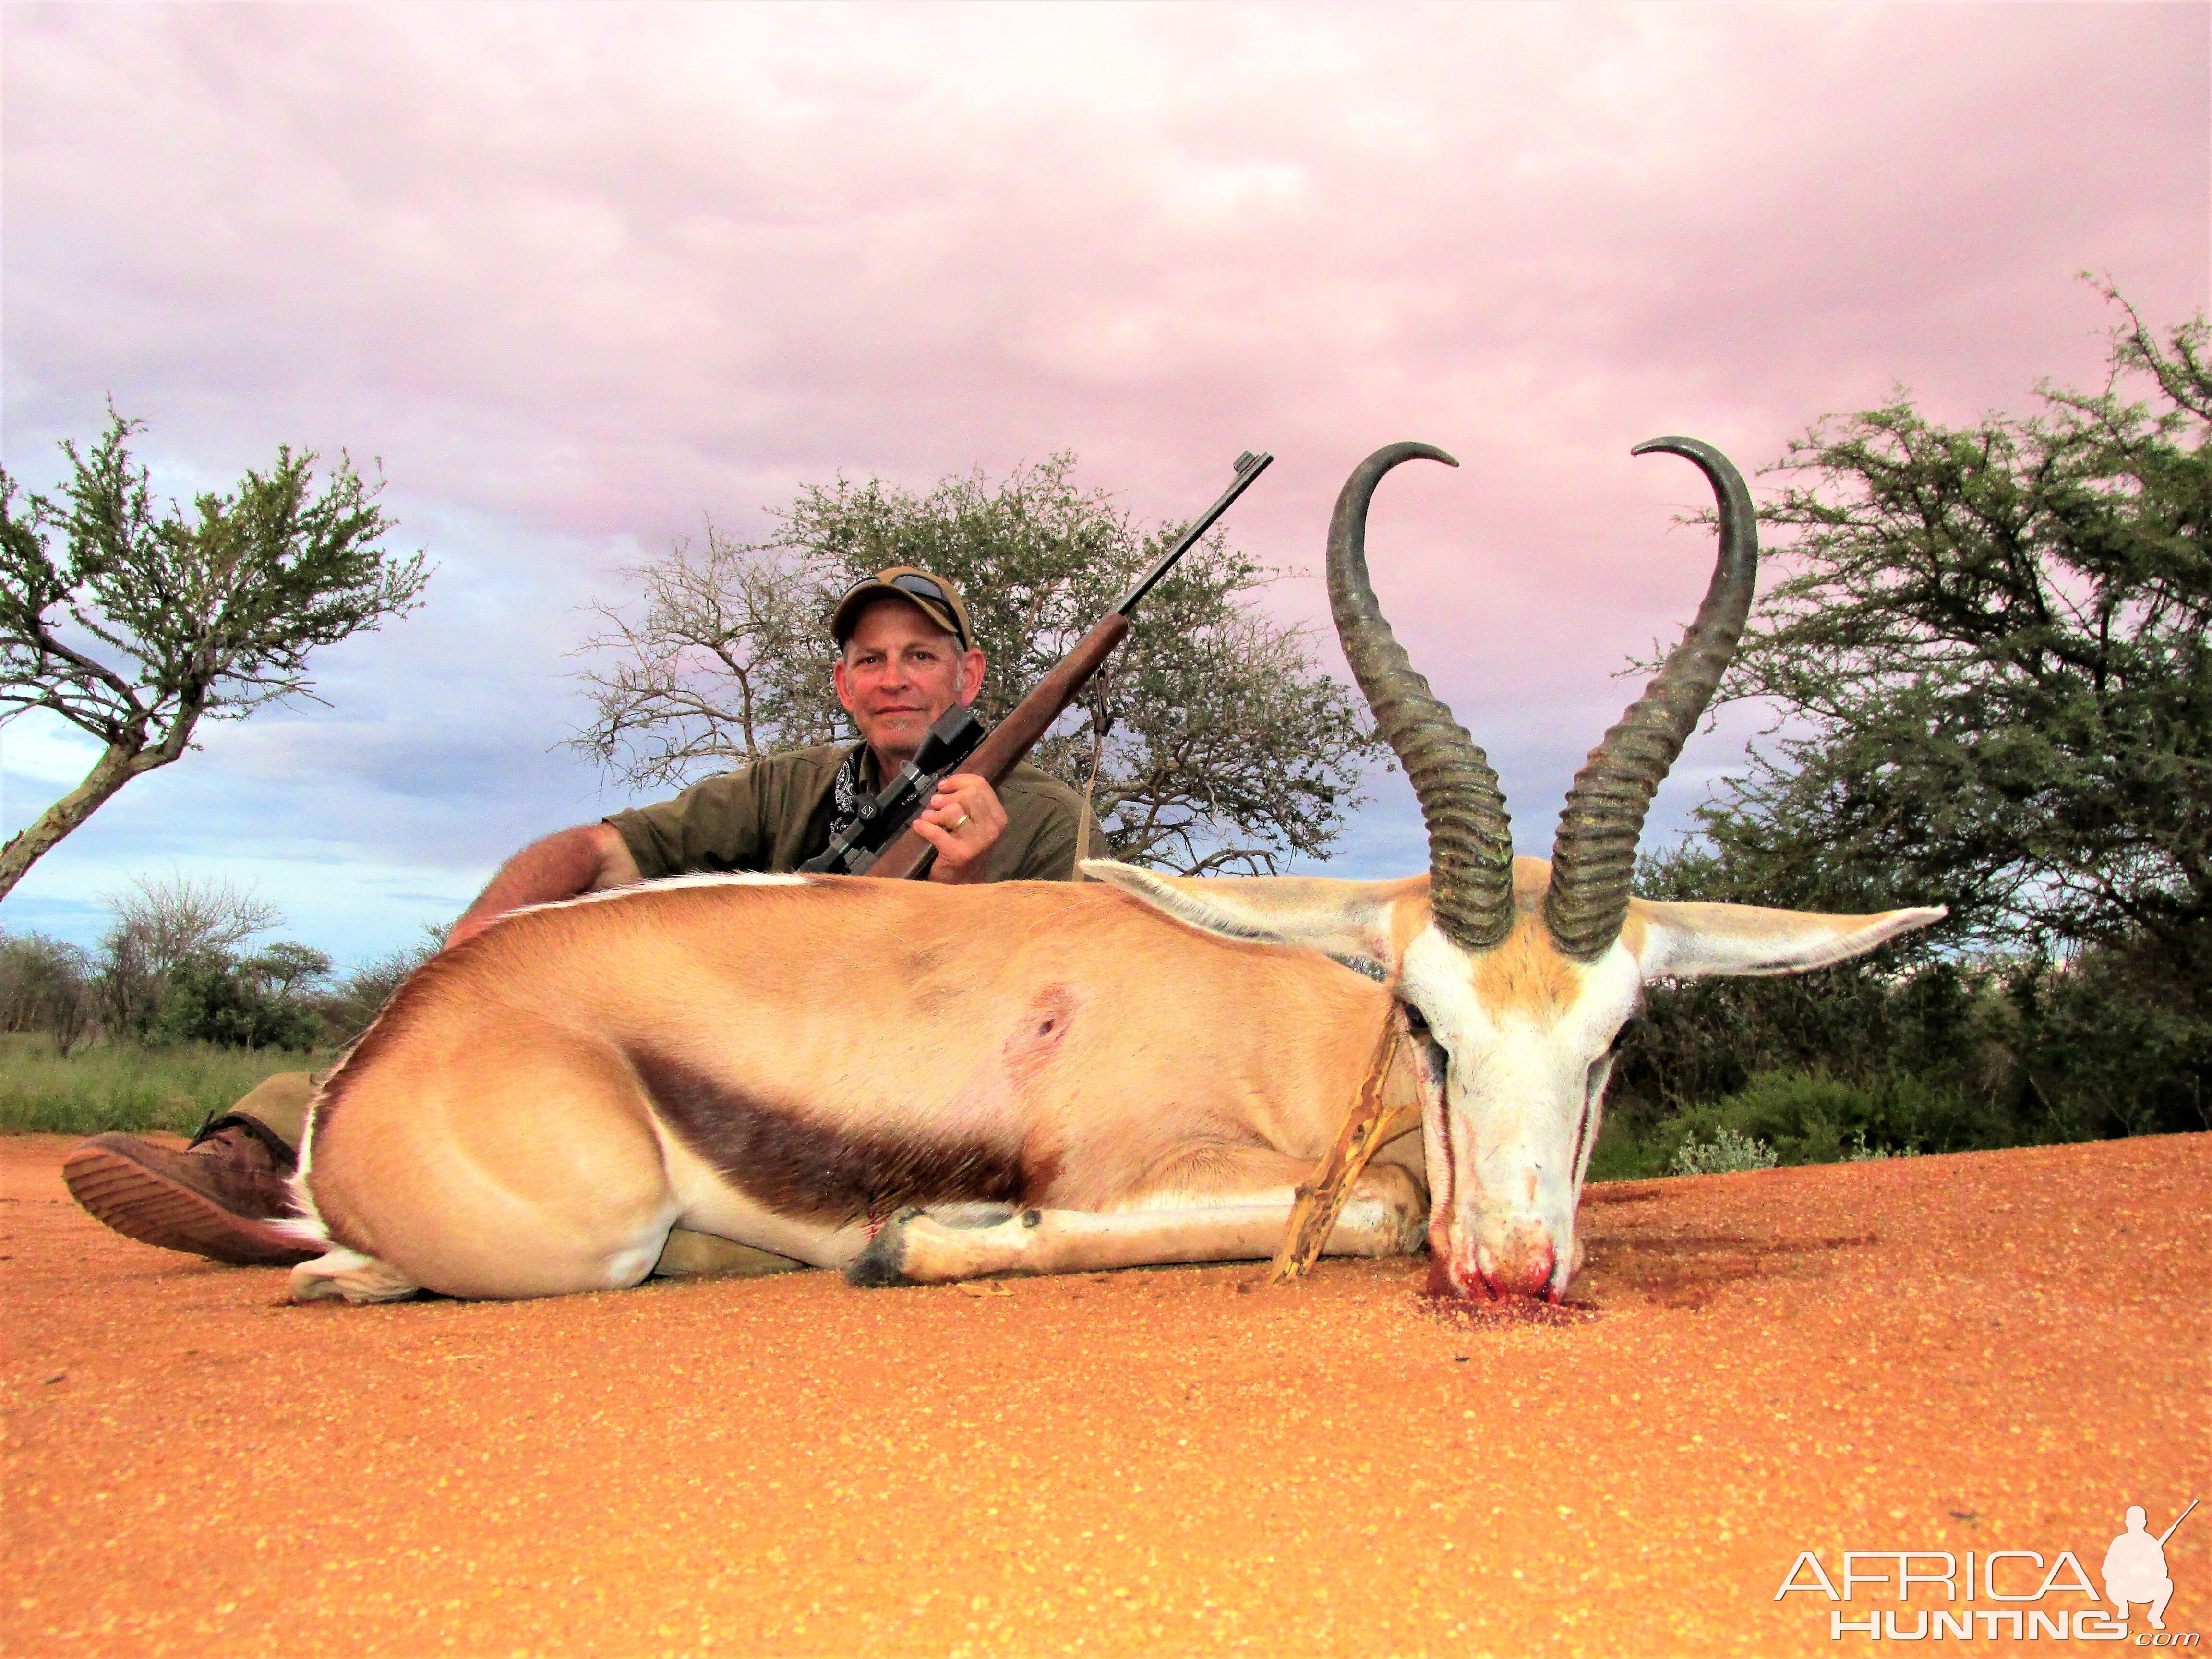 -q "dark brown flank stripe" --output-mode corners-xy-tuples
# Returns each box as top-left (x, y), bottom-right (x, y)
(629, 1046), (1026, 1227)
